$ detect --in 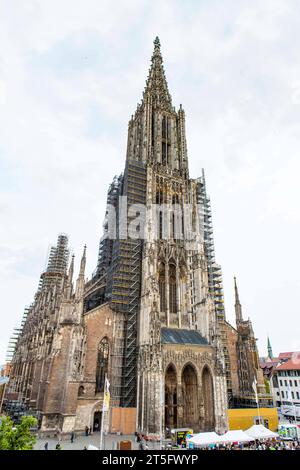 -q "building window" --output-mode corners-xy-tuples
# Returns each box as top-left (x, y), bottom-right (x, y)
(295, 380), (298, 387)
(291, 391), (295, 399)
(95, 337), (109, 393)
(279, 380), (282, 386)
(161, 116), (171, 165)
(284, 380), (287, 387)
(290, 380), (293, 387)
(159, 211), (163, 239)
(159, 264), (166, 312)
(169, 264), (177, 314)
(281, 391), (284, 398)
(296, 392), (299, 399)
